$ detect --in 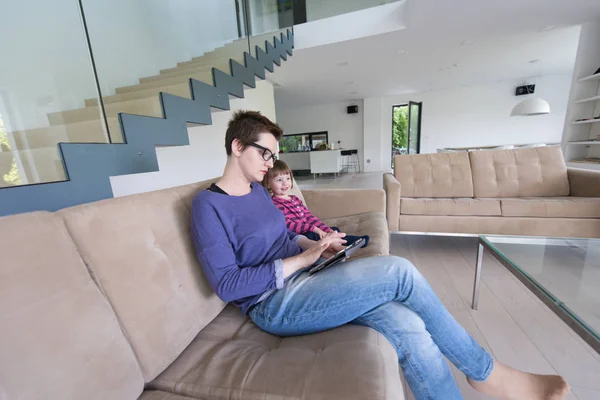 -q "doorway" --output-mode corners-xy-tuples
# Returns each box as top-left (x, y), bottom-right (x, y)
(391, 101), (422, 167)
